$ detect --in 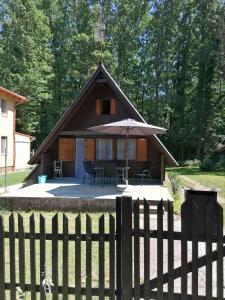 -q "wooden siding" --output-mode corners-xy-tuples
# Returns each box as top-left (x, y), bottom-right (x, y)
(148, 138), (161, 179)
(64, 84), (138, 131)
(96, 99), (101, 115)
